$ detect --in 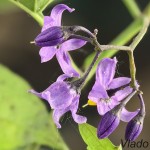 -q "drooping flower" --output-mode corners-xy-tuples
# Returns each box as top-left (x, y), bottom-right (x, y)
(35, 4), (87, 77)
(97, 104), (139, 139)
(29, 74), (87, 128)
(97, 90), (140, 139)
(88, 57), (134, 115)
